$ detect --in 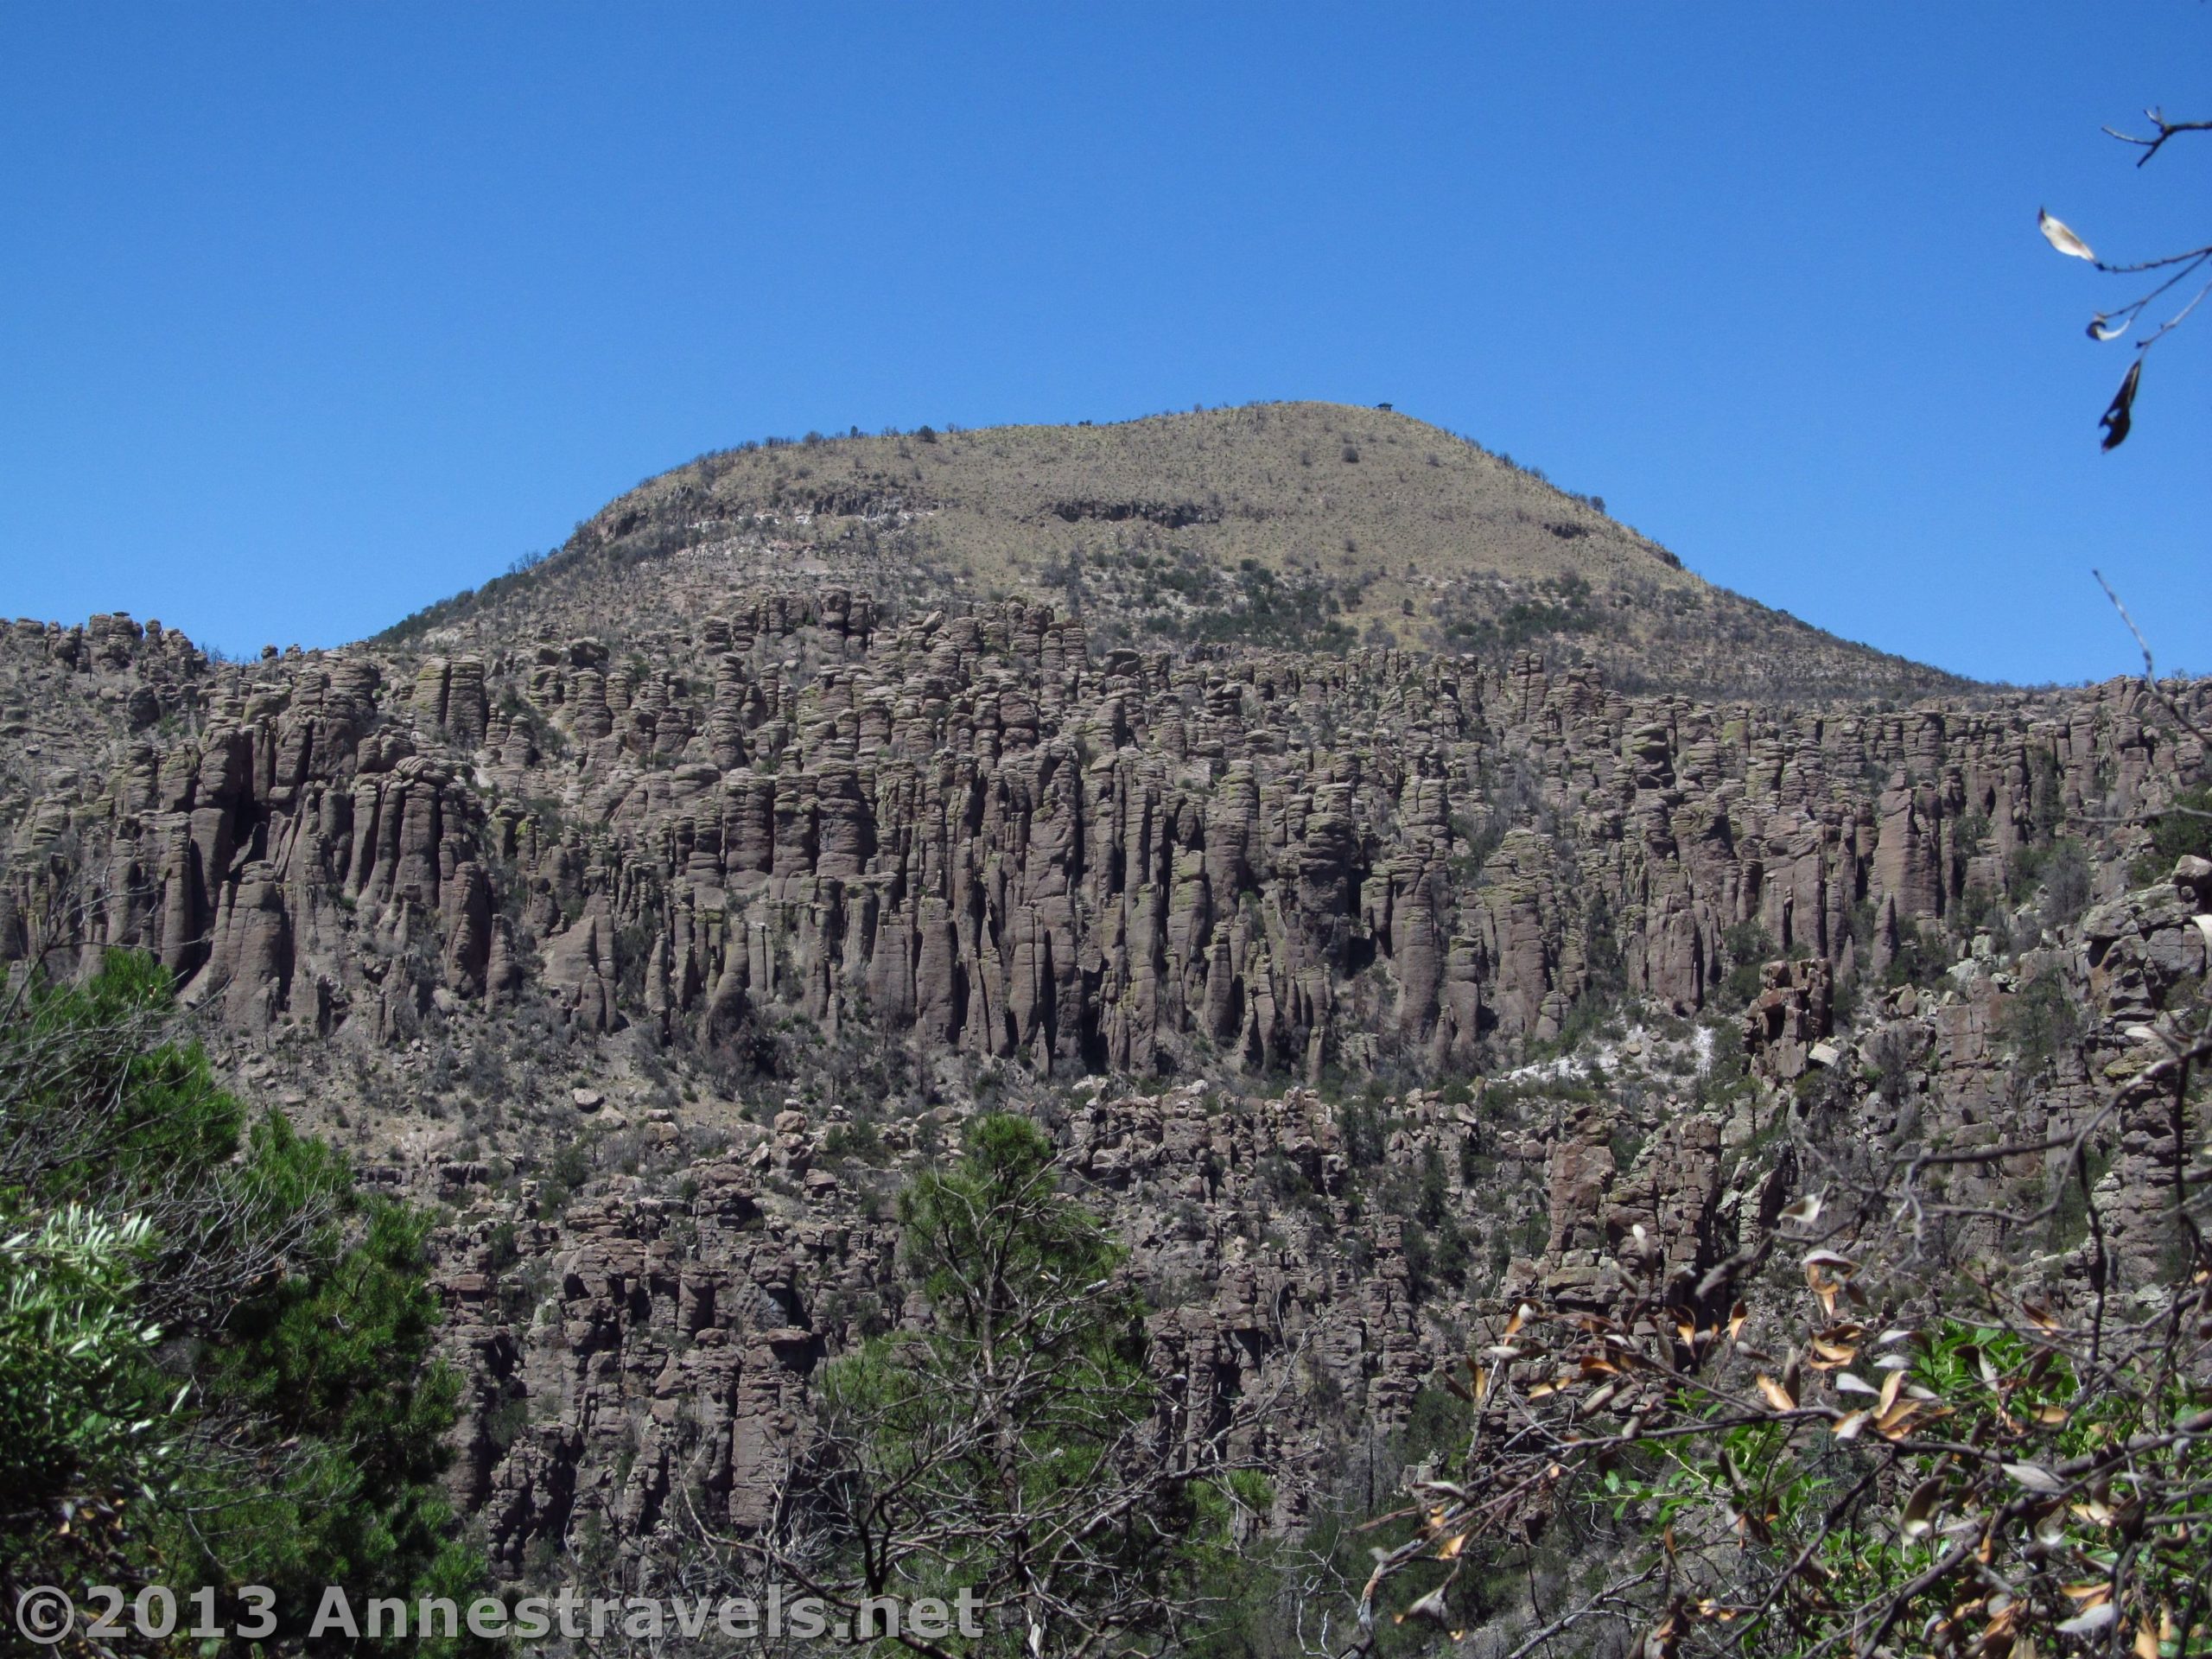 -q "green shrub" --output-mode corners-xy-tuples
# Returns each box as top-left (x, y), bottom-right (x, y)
(1884, 919), (1950, 988)
(2000, 972), (2082, 1077)
(0, 954), (489, 1649)
(1714, 920), (1778, 1012)
(2133, 784), (2212, 884)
